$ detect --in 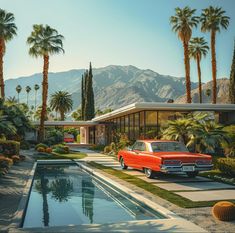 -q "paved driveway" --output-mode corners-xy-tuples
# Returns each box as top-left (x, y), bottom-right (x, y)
(76, 148), (235, 202)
